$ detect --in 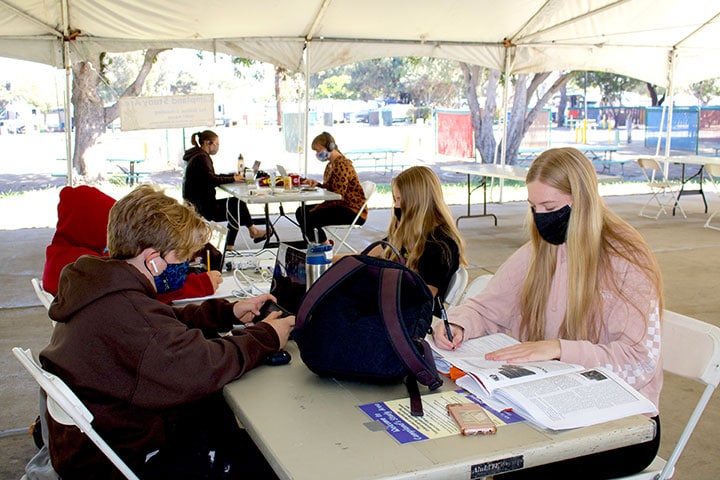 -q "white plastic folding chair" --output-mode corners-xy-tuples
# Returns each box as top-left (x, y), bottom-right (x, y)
(325, 181), (376, 254)
(703, 163), (720, 231)
(460, 274), (494, 304)
(31, 278), (54, 311)
(443, 267), (468, 307)
(12, 347), (140, 480)
(614, 310), (720, 480)
(637, 157), (686, 219)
